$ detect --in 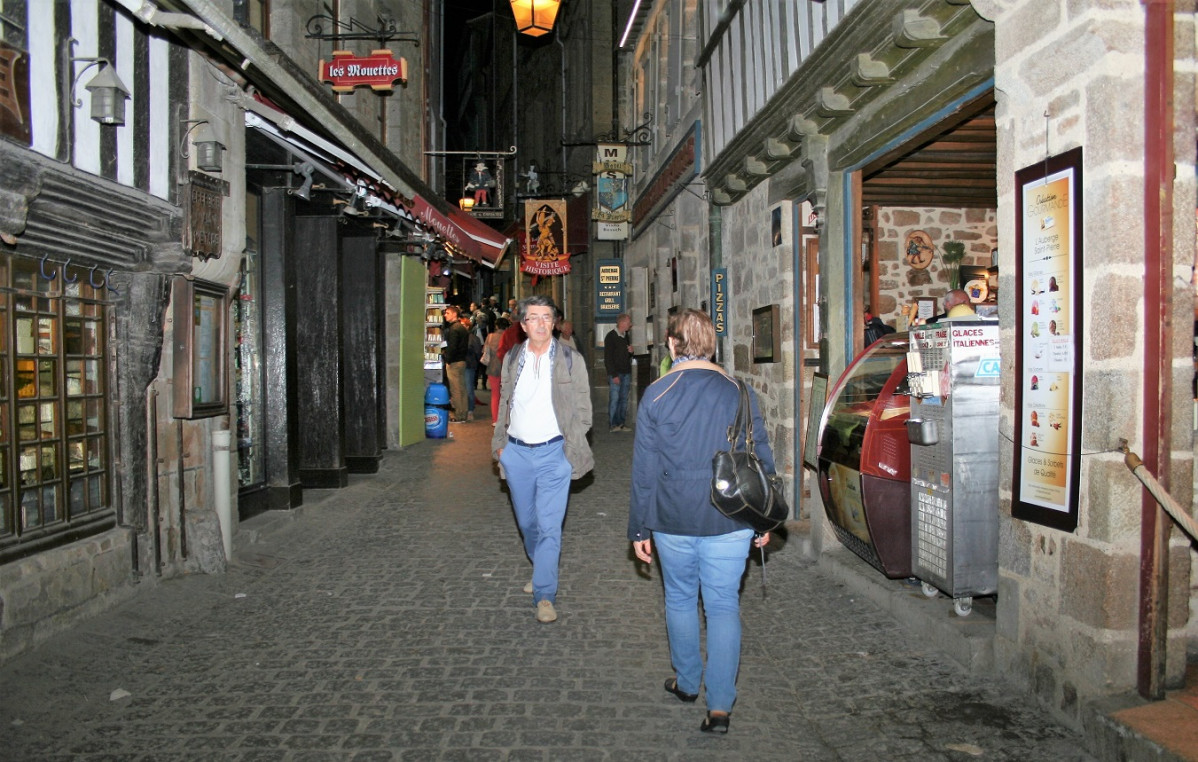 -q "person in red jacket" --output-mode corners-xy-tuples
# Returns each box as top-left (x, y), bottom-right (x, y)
(490, 318), (525, 425)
